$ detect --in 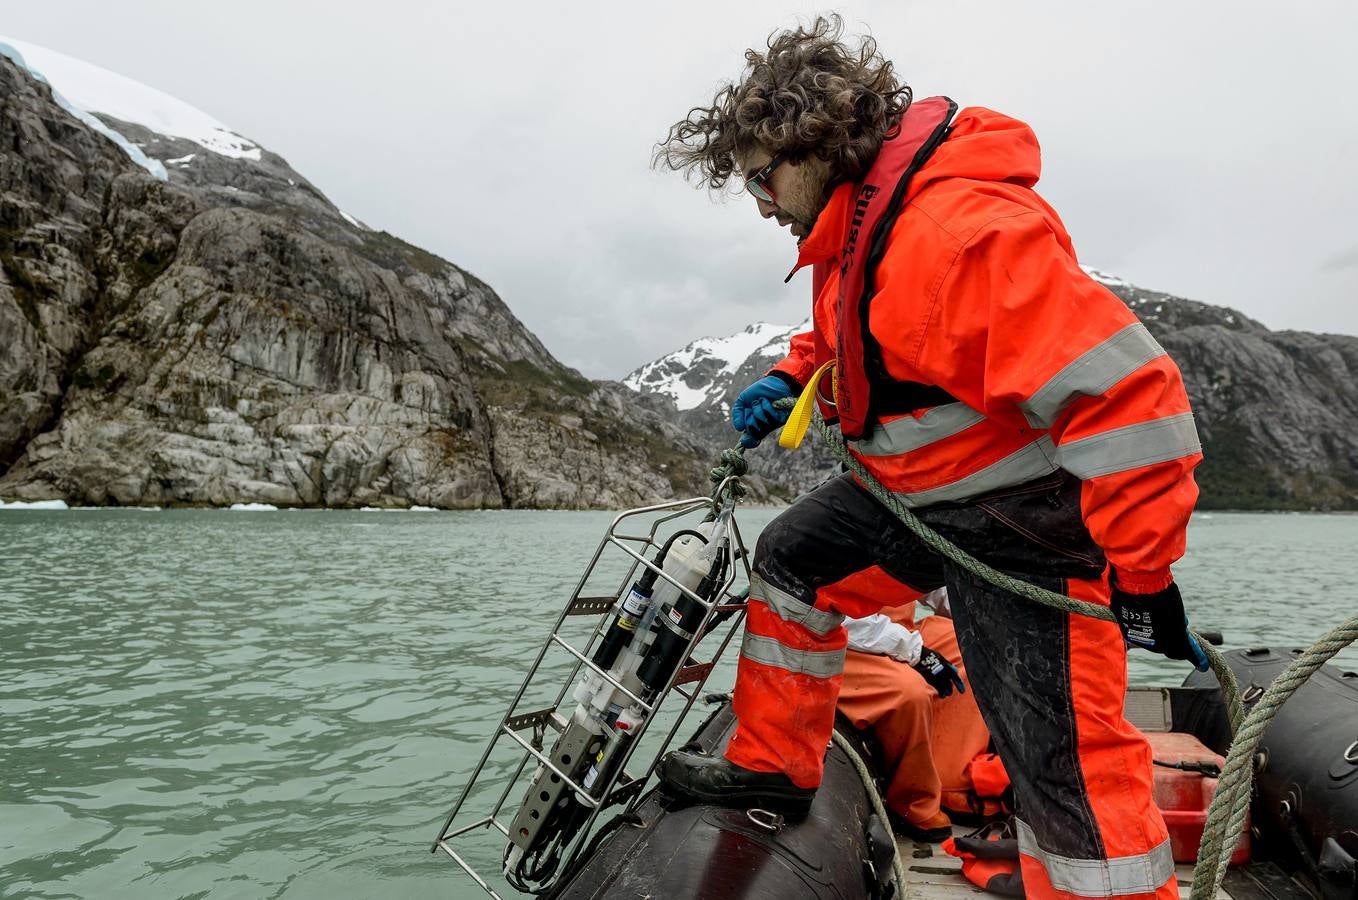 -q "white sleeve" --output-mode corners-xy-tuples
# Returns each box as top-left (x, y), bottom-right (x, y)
(843, 614), (923, 665)
(920, 587), (951, 618)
